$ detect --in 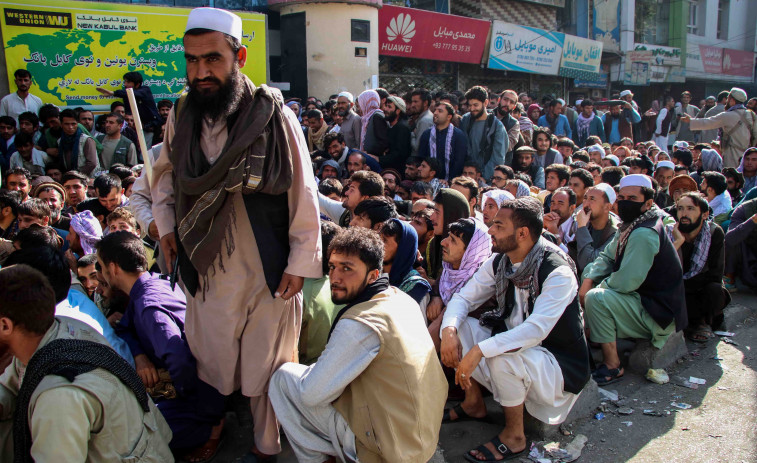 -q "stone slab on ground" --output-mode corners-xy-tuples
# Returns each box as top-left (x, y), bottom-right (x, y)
(627, 330), (689, 373)
(524, 378), (599, 438)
